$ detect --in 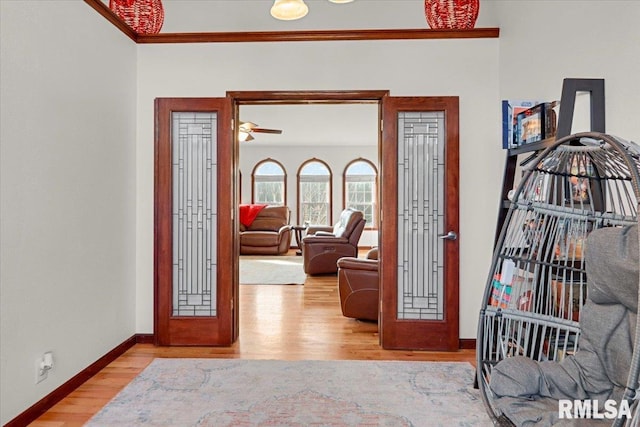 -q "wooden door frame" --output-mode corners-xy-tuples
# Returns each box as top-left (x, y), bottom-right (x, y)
(228, 90), (459, 349)
(228, 90), (388, 342)
(380, 96), (460, 351)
